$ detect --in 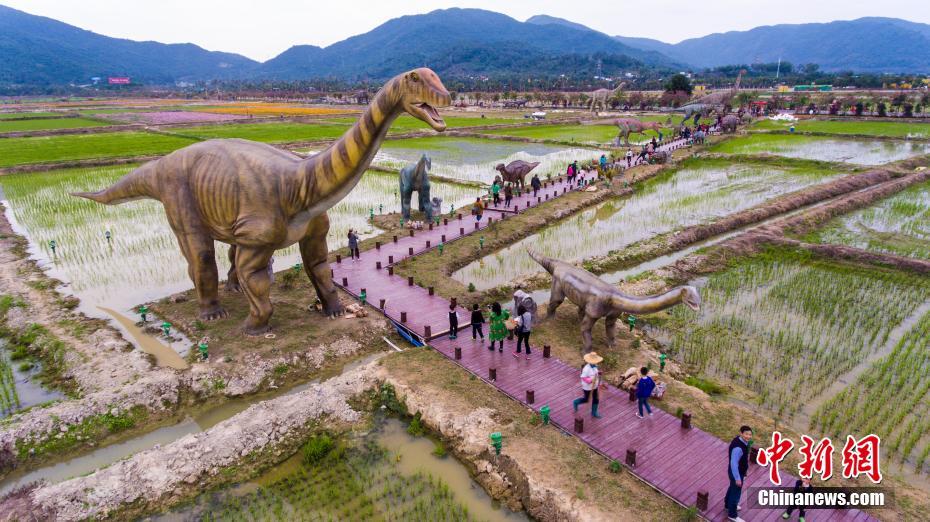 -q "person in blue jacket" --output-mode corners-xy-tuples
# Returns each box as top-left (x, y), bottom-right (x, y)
(635, 367), (655, 418)
(726, 425), (753, 522)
